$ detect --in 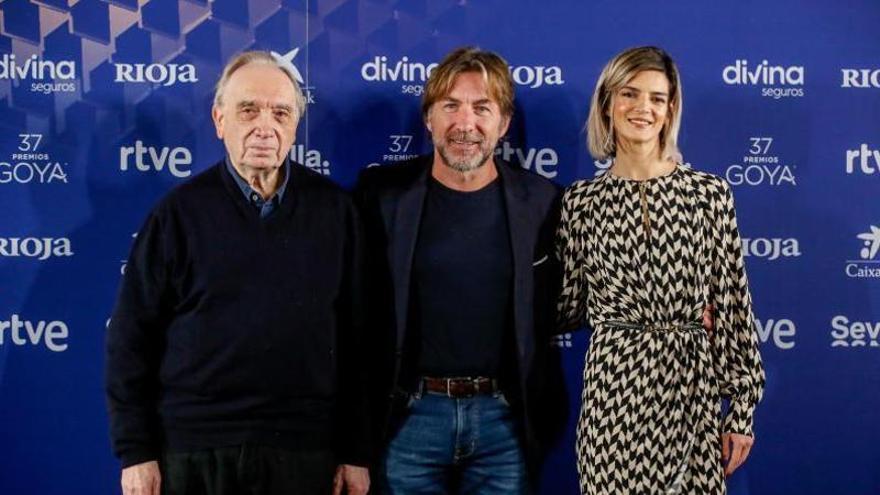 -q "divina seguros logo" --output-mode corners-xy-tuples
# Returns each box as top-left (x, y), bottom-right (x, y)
(114, 63), (197, 86)
(722, 59), (804, 99)
(0, 54), (77, 94)
(845, 225), (880, 279)
(360, 56), (564, 96)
